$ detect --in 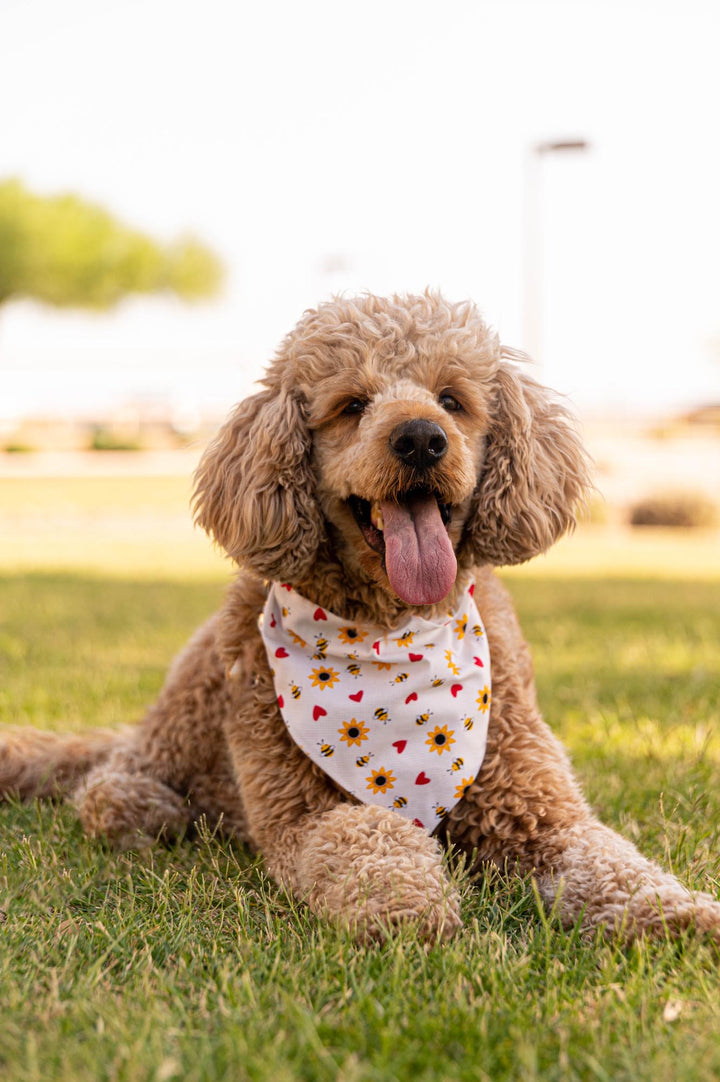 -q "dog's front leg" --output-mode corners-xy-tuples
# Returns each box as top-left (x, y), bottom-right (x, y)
(290, 802), (461, 942)
(532, 818), (720, 943)
(452, 689), (720, 943)
(225, 672), (461, 942)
